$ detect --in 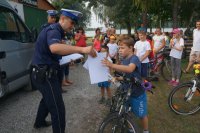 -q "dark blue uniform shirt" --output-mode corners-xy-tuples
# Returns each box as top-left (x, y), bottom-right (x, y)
(32, 23), (64, 67)
(122, 55), (145, 97)
(41, 23), (50, 30)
